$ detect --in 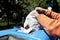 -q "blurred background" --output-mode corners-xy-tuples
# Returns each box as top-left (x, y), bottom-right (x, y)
(0, 0), (60, 30)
